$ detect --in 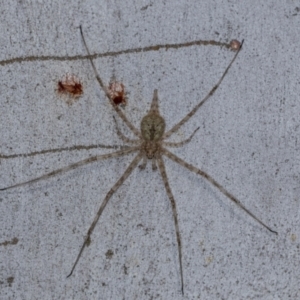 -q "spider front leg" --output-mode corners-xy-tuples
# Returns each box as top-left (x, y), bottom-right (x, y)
(79, 26), (142, 139)
(163, 40), (244, 140)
